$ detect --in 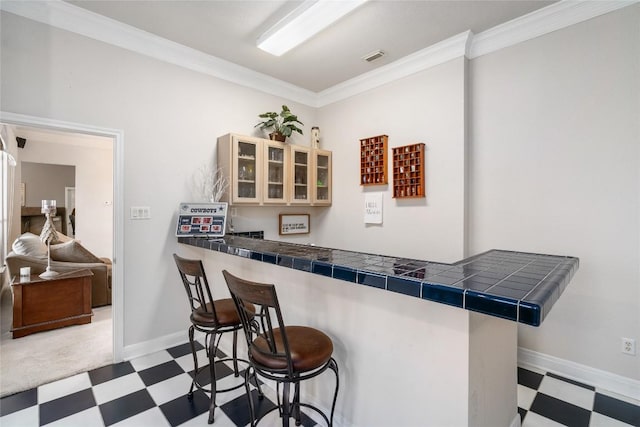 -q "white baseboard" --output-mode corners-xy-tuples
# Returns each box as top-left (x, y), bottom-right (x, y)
(518, 347), (640, 401)
(510, 412), (522, 427)
(122, 330), (188, 361)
